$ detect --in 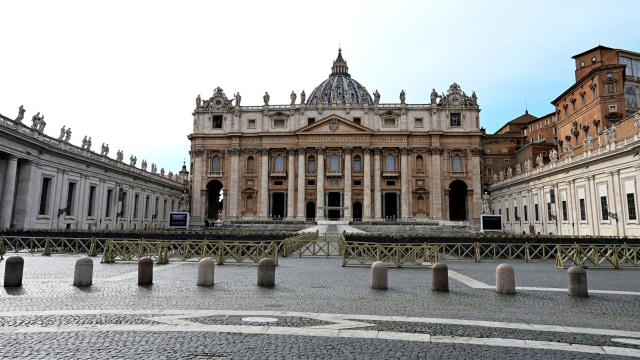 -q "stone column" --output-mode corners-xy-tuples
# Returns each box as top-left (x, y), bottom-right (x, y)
(363, 147), (372, 220)
(287, 148), (296, 219)
(0, 156), (18, 228)
(228, 148), (241, 219)
(260, 148), (269, 219)
(373, 148), (382, 219)
(400, 147), (409, 219)
(316, 147), (325, 220)
(296, 147), (306, 220)
(191, 149), (205, 226)
(430, 147), (443, 219)
(470, 148), (483, 219)
(343, 147), (352, 220)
